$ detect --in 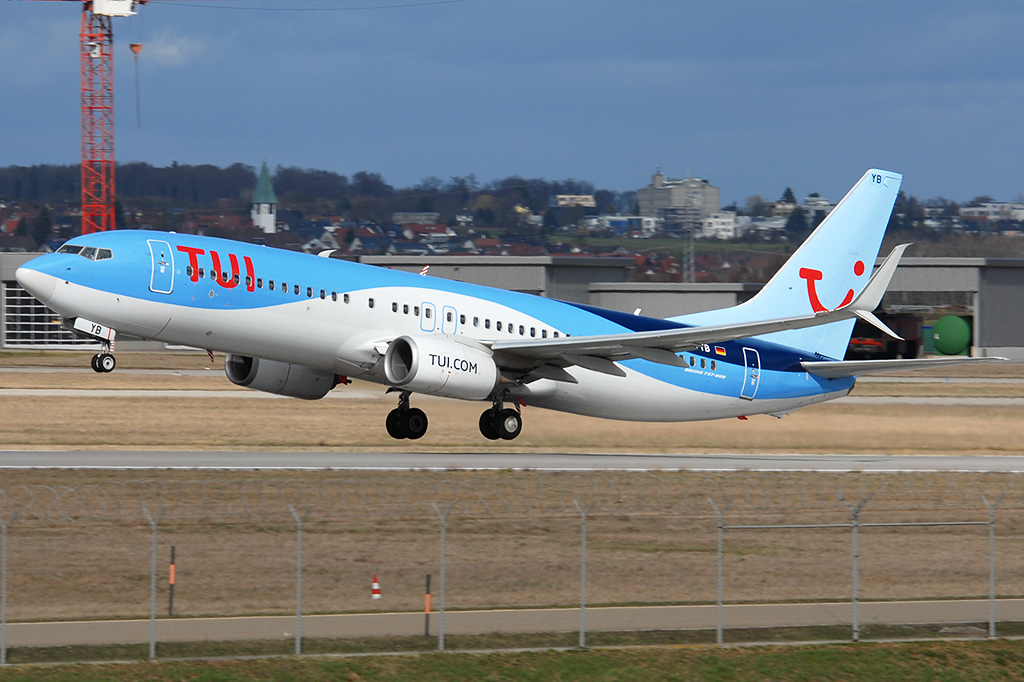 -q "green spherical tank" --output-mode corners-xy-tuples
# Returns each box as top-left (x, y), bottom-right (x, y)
(931, 315), (971, 355)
